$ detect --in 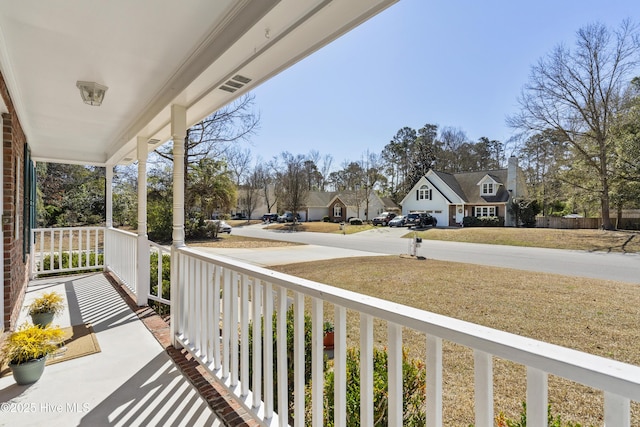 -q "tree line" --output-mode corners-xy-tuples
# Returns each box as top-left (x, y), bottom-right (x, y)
(36, 19), (640, 234)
